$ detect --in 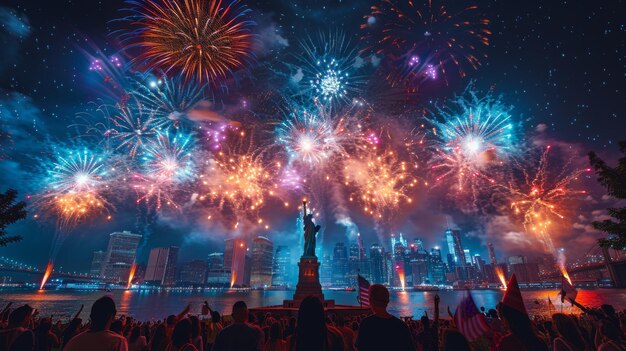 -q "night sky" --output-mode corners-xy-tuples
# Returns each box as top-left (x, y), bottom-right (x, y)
(0, 0), (624, 272)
